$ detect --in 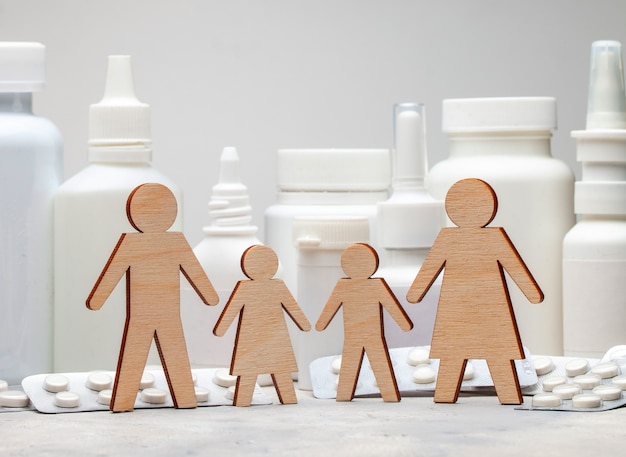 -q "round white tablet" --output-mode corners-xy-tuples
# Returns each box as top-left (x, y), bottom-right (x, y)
(141, 387), (167, 404)
(572, 393), (602, 408)
(54, 391), (80, 408)
(225, 385), (236, 401)
(331, 356), (342, 374)
(86, 372), (112, 392)
(592, 384), (622, 401)
(572, 373), (601, 389)
(139, 372), (155, 390)
(565, 359), (590, 377)
(611, 375), (626, 390)
(542, 376), (567, 392)
(97, 389), (113, 406)
(411, 366), (436, 384)
(553, 383), (581, 400)
(0, 379), (8, 391)
(195, 386), (210, 403)
(407, 347), (431, 367)
(0, 390), (29, 408)
(463, 362), (475, 381)
(532, 356), (555, 376)
(43, 374), (70, 393)
(532, 393), (561, 407)
(213, 368), (237, 388)
(590, 362), (620, 379)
